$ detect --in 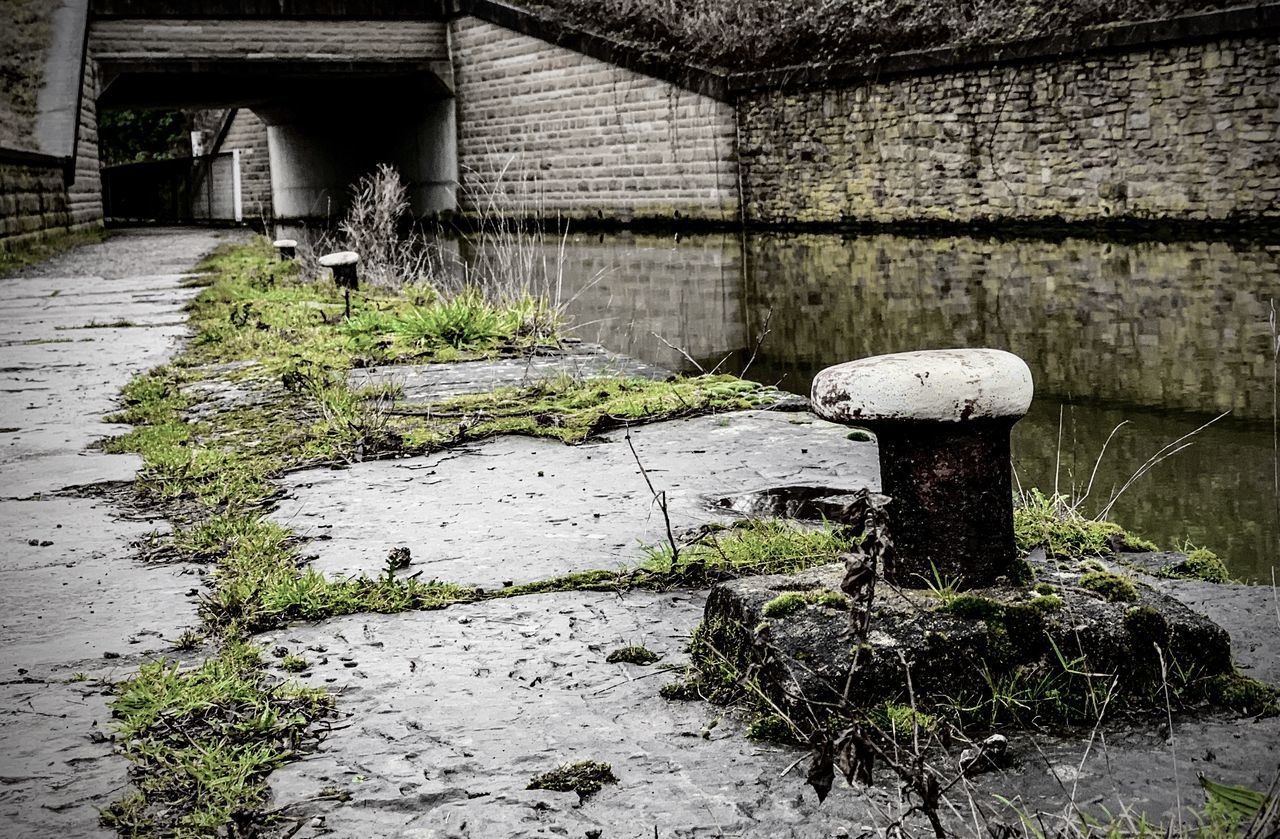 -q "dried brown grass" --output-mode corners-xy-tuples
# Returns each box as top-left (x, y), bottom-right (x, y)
(527, 0), (1230, 70)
